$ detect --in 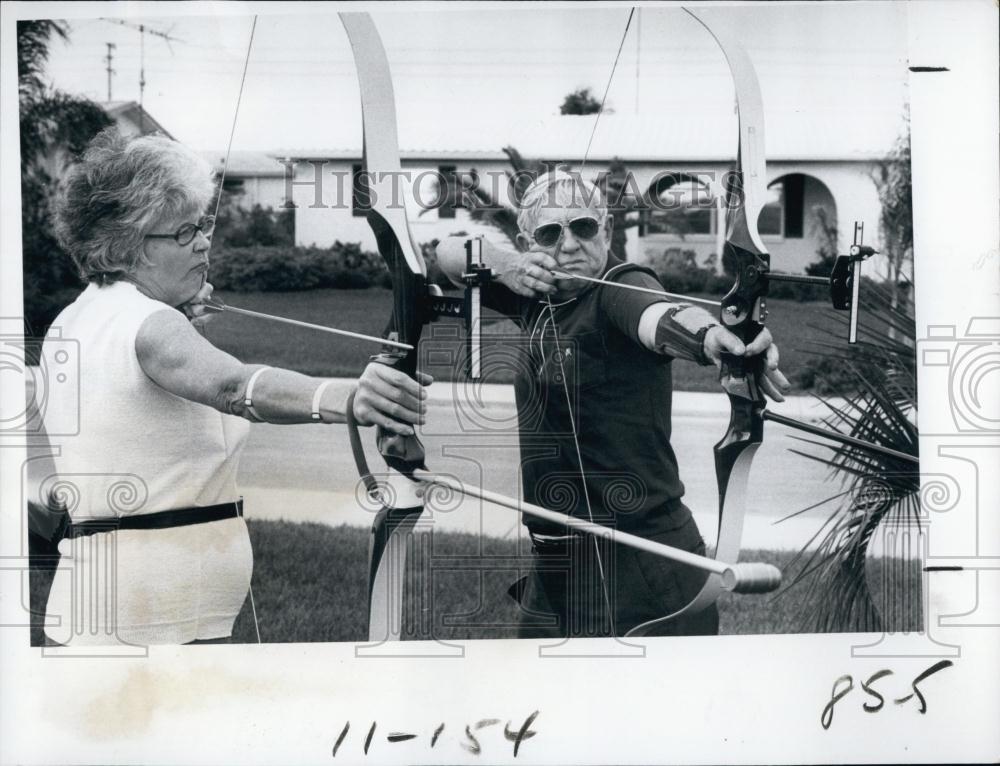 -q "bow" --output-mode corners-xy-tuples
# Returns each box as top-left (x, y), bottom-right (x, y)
(340, 11), (426, 647)
(339, 11), (775, 643)
(209, 13), (489, 645)
(538, 7), (780, 637)
(626, 9), (772, 635)
(338, 13), (490, 645)
(567, 9), (909, 635)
